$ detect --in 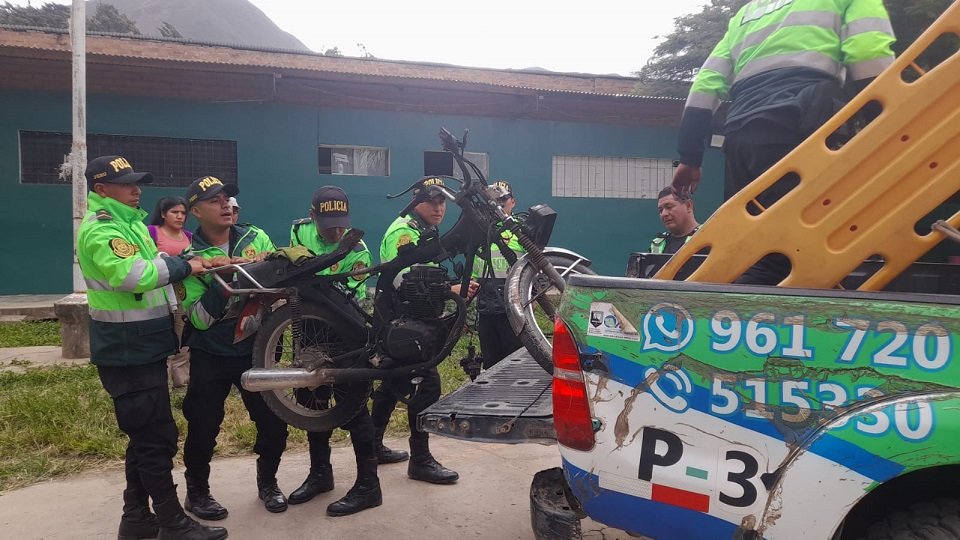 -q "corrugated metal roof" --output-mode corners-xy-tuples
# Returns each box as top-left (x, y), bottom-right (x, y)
(0, 25), (680, 101)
